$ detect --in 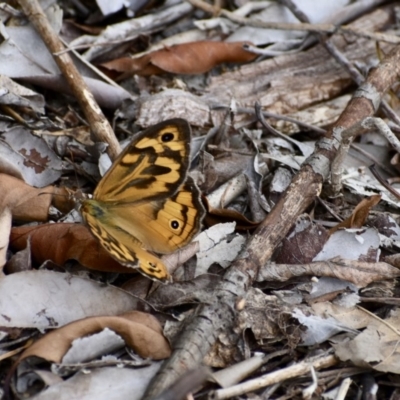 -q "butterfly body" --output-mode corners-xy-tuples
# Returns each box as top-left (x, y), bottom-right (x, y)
(80, 119), (204, 282)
